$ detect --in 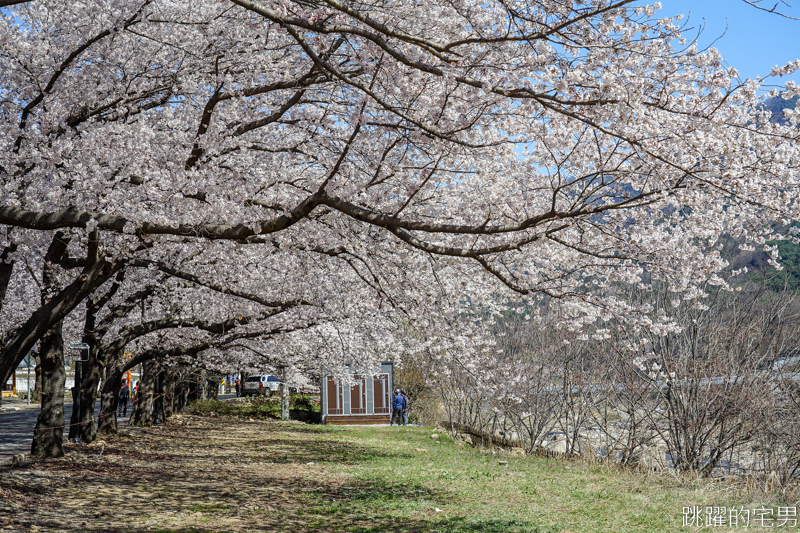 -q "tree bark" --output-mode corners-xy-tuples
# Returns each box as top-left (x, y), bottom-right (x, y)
(78, 273), (123, 444)
(78, 345), (102, 444)
(30, 232), (70, 458)
(0, 250), (123, 389)
(30, 320), (65, 458)
(163, 369), (176, 419)
(31, 350), (42, 403)
(206, 378), (219, 401)
(153, 371), (165, 425)
(131, 360), (156, 426)
(0, 243), (16, 315)
(97, 358), (124, 435)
